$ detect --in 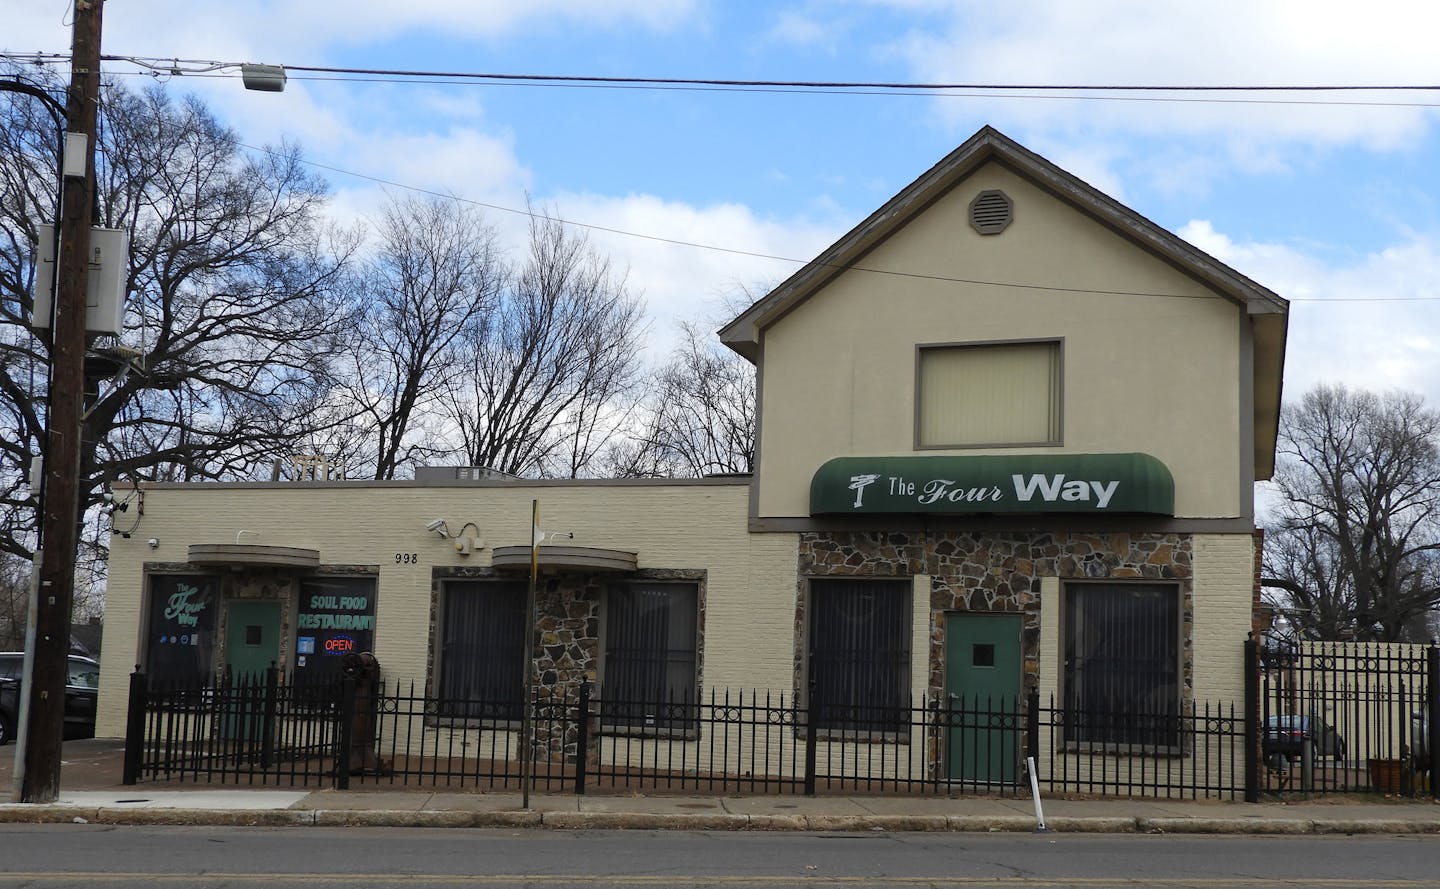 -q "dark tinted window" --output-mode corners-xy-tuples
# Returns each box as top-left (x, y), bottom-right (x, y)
(147, 575), (218, 685)
(438, 580), (526, 720)
(602, 583), (698, 729)
(809, 578), (911, 733)
(1063, 583), (1179, 747)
